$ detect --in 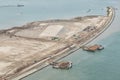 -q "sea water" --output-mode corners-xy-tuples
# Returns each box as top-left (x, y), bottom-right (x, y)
(0, 0), (110, 29)
(0, 0), (120, 80)
(23, 32), (120, 80)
